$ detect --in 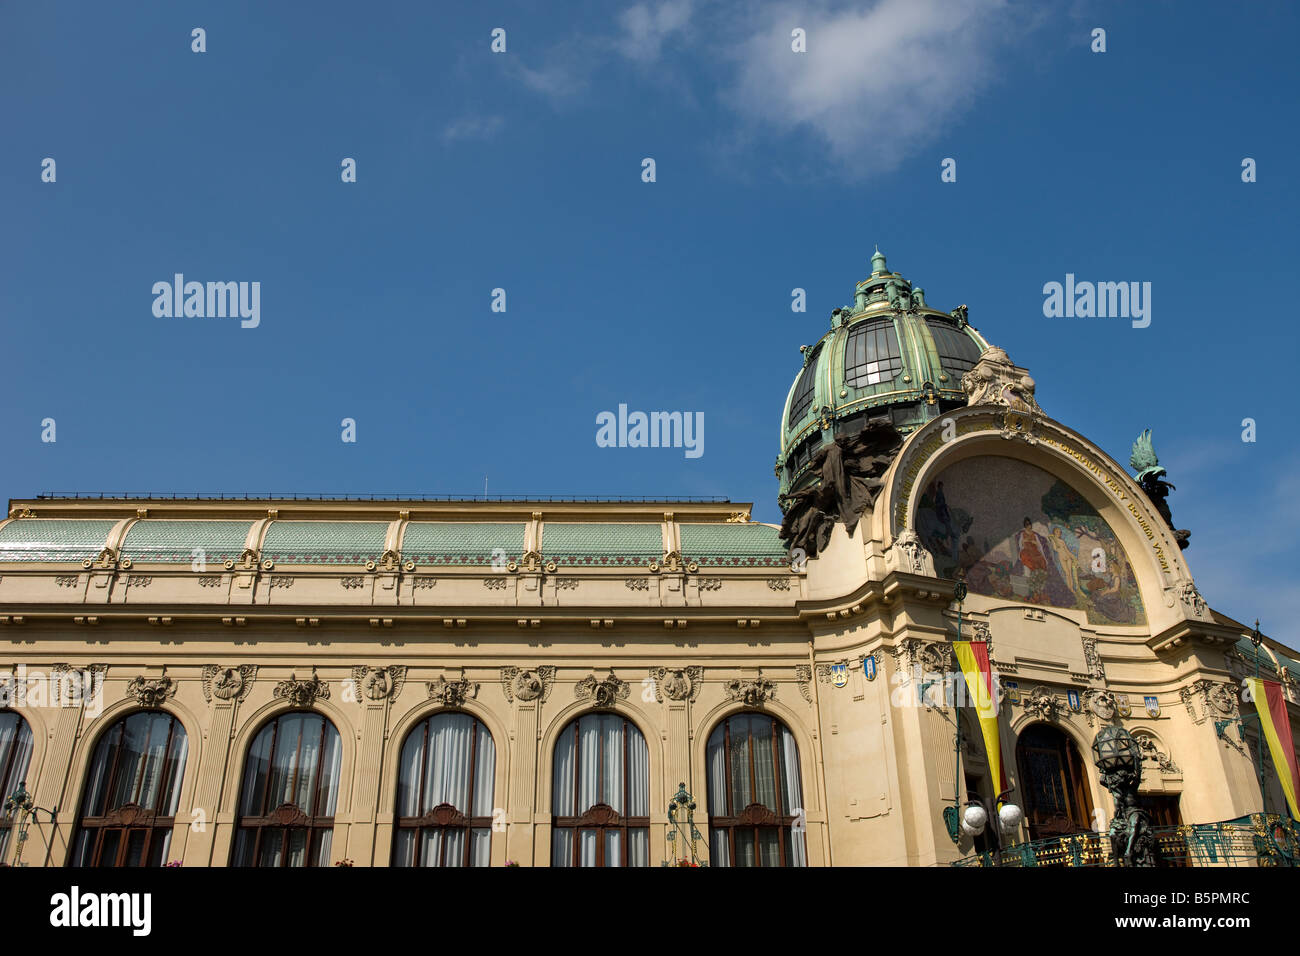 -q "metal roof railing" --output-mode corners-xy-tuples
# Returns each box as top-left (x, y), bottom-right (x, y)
(32, 493), (732, 504)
